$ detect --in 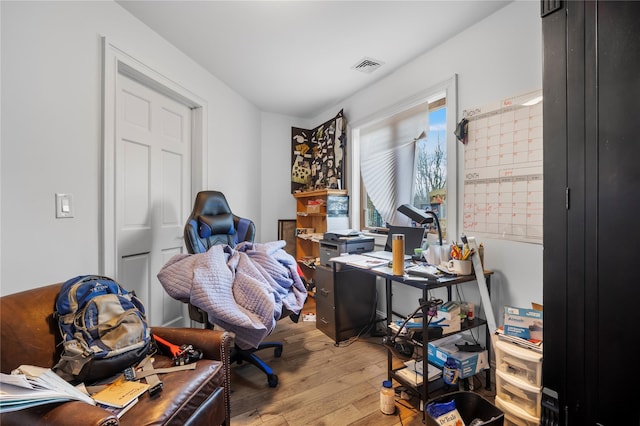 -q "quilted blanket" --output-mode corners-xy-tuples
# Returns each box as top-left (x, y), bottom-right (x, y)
(157, 240), (307, 349)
